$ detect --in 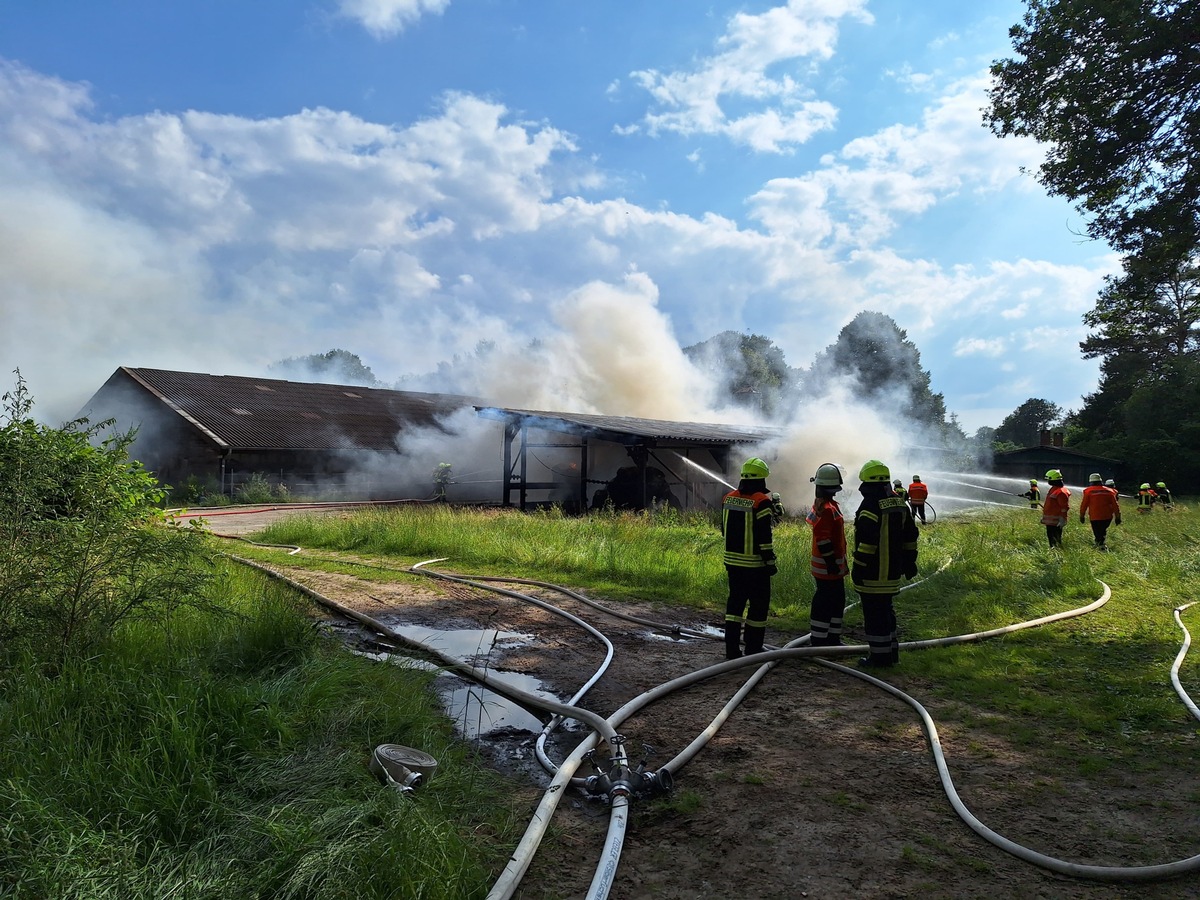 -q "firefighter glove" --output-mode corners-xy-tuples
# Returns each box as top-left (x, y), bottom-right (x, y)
(765, 563), (778, 577)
